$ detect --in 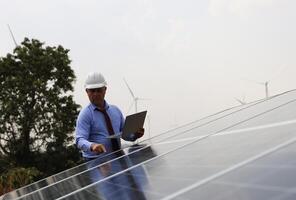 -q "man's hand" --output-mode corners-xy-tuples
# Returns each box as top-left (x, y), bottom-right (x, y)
(135, 128), (145, 139)
(90, 143), (106, 153)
